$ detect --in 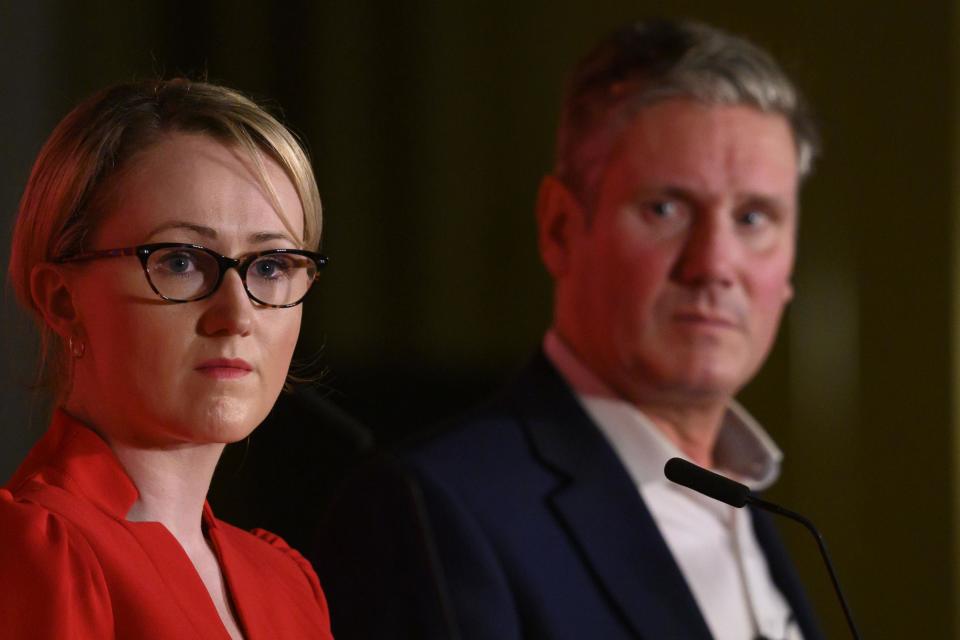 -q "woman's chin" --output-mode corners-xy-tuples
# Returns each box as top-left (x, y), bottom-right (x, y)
(187, 397), (267, 444)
